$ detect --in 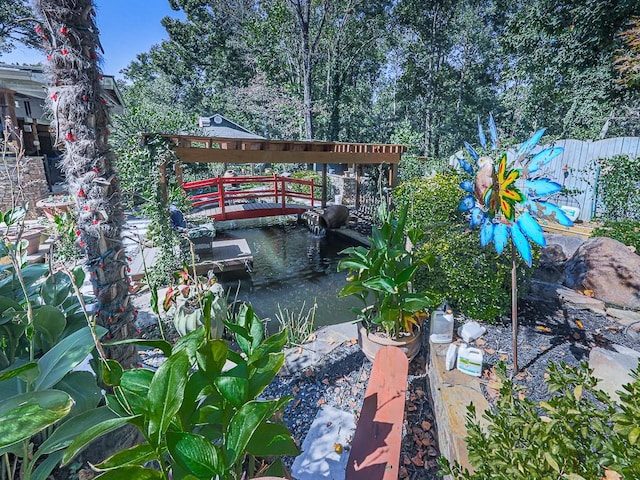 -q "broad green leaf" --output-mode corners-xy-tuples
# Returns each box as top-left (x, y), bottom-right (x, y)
(116, 368), (155, 416)
(224, 399), (281, 467)
(215, 364), (249, 407)
(102, 359), (124, 387)
(94, 443), (156, 470)
(0, 296), (22, 315)
(248, 329), (287, 365)
(33, 305), (67, 345)
(0, 390), (73, 448)
(31, 450), (64, 480)
(195, 339), (228, 381)
(173, 327), (205, 360)
(167, 431), (222, 478)
(544, 452), (560, 472)
(62, 415), (138, 466)
(629, 426), (640, 445)
(248, 352), (284, 399)
(38, 406), (117, 455)
(363, 276), (396, 294)
(55, 371), (102, 416)
(246, 422), (299, 457)
(40, 272), (71, 307)
(0, 361), (38, 381)
(179, 370), (212, 426)
(34, 326), (107, 391)
(93, 466), (164, 480)
(146, 350), (190, 446)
